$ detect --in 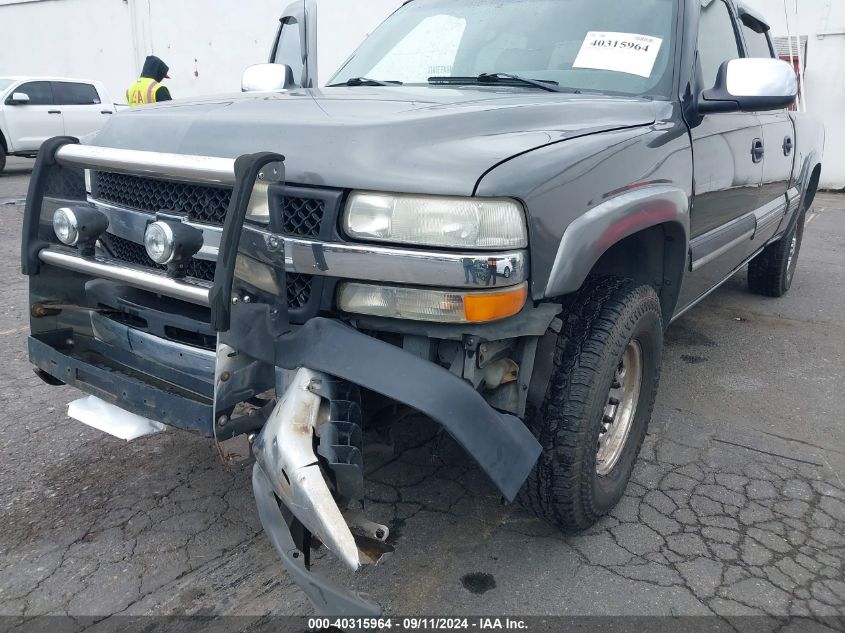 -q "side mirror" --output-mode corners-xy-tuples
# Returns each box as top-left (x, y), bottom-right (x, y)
(7, 91), (30, 105)
(699, 58), (797, 114)
(242, 64), (296, 92)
